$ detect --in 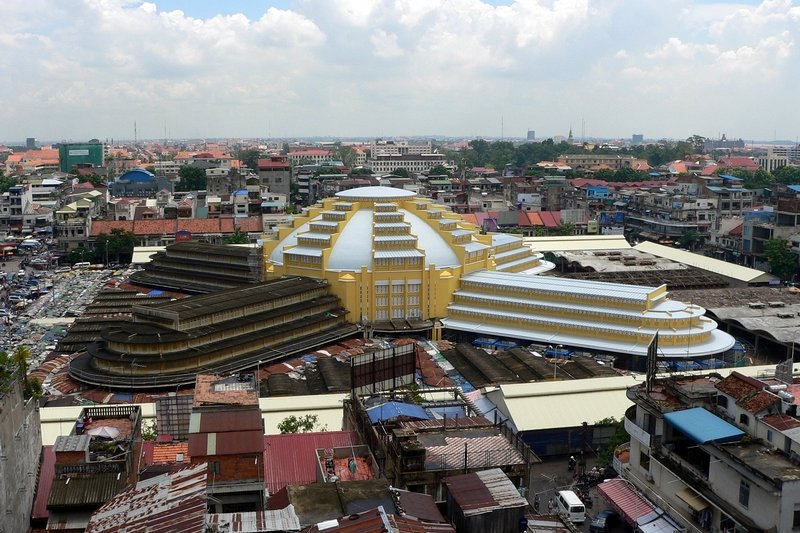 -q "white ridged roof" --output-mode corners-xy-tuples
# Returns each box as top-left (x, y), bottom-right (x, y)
(336, 186), (415, 200)
(462, 270), (657, 302)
